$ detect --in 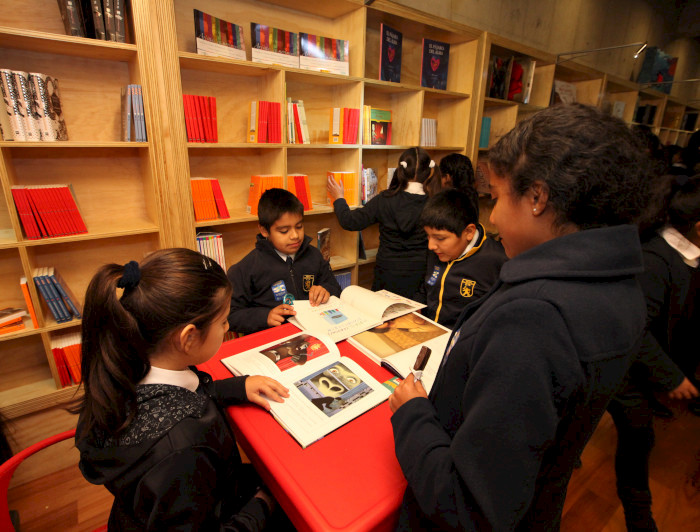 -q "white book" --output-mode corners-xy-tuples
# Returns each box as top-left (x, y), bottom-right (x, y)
(295, 99), (310, 144)
(1, 69), (27, 140)
(287, 286), (425, 343)
(12, 71), (42, 141)
(221, 331), (391, 448)
(196, 38), (246, 61)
